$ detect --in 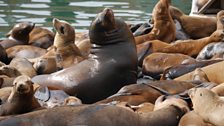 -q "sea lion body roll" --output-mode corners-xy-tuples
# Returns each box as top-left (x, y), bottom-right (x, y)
(32, 8), (138, 103)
